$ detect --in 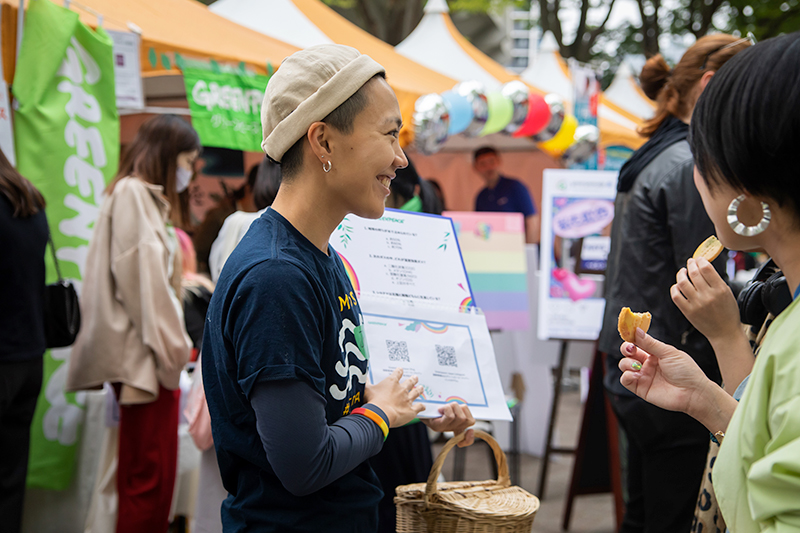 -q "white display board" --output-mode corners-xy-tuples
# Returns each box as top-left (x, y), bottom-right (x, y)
(108, 30), (144, 110)
(0, 79), (15, 165)
(538, 169), (618, 340)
